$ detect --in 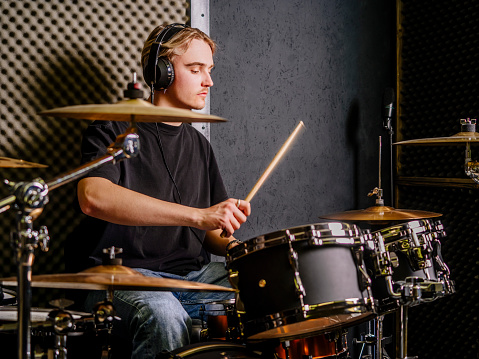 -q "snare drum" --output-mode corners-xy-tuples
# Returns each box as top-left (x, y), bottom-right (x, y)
(227, 223), (376, 341)
(368, 219), (454, 313)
